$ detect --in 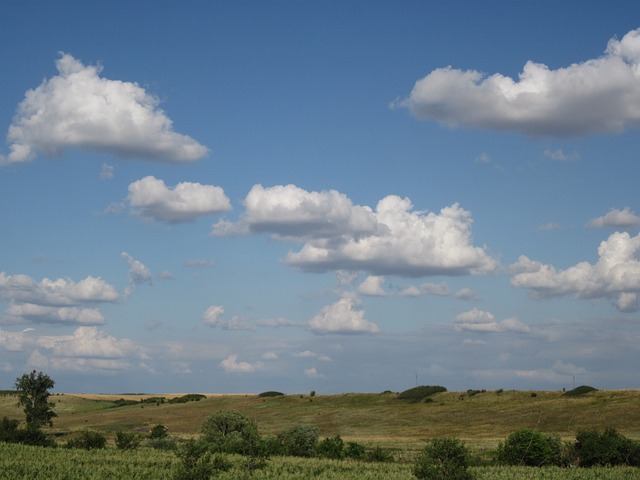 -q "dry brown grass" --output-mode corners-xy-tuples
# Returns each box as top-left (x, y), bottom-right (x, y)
(2, 389), (639, 450)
